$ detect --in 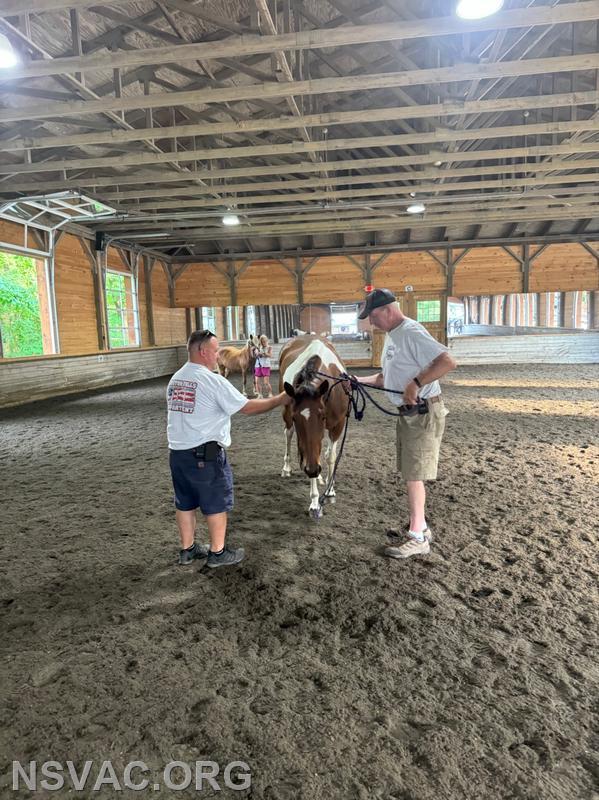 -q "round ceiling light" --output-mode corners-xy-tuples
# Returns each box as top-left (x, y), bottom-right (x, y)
(456, 0), (504, 19)
(407, 203), (426, 215)
(222, 212), (240, 226)
(0, 33), (18, 69)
